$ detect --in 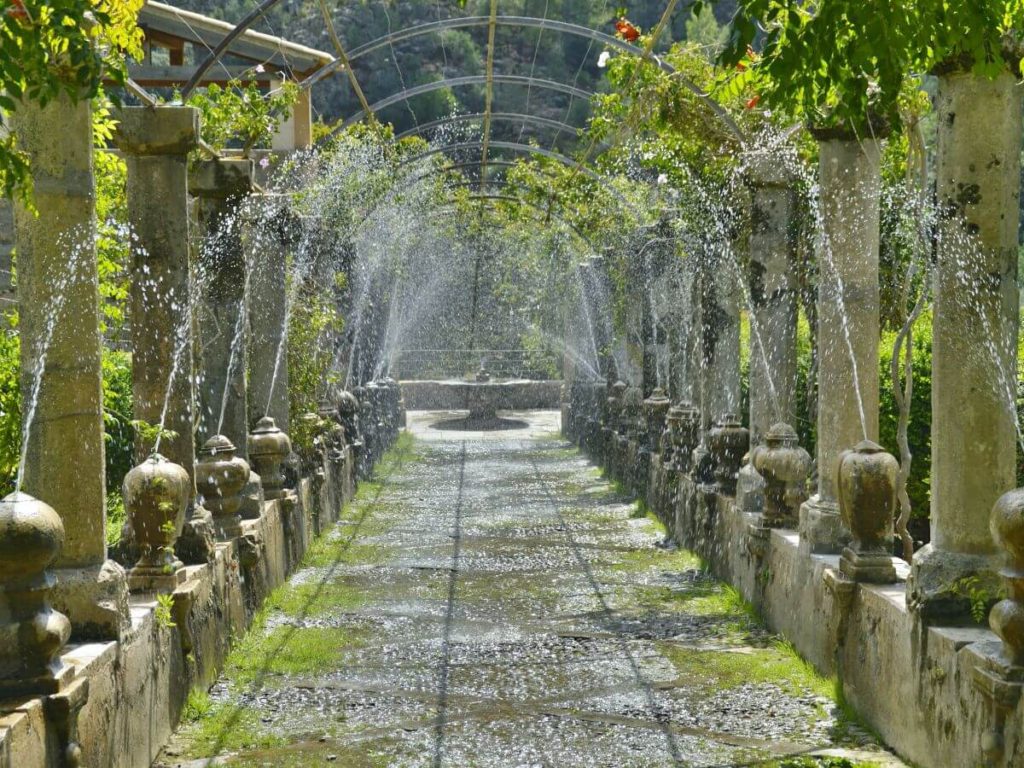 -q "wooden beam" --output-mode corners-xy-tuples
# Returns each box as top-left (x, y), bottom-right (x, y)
(127, 64), (271, 87)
